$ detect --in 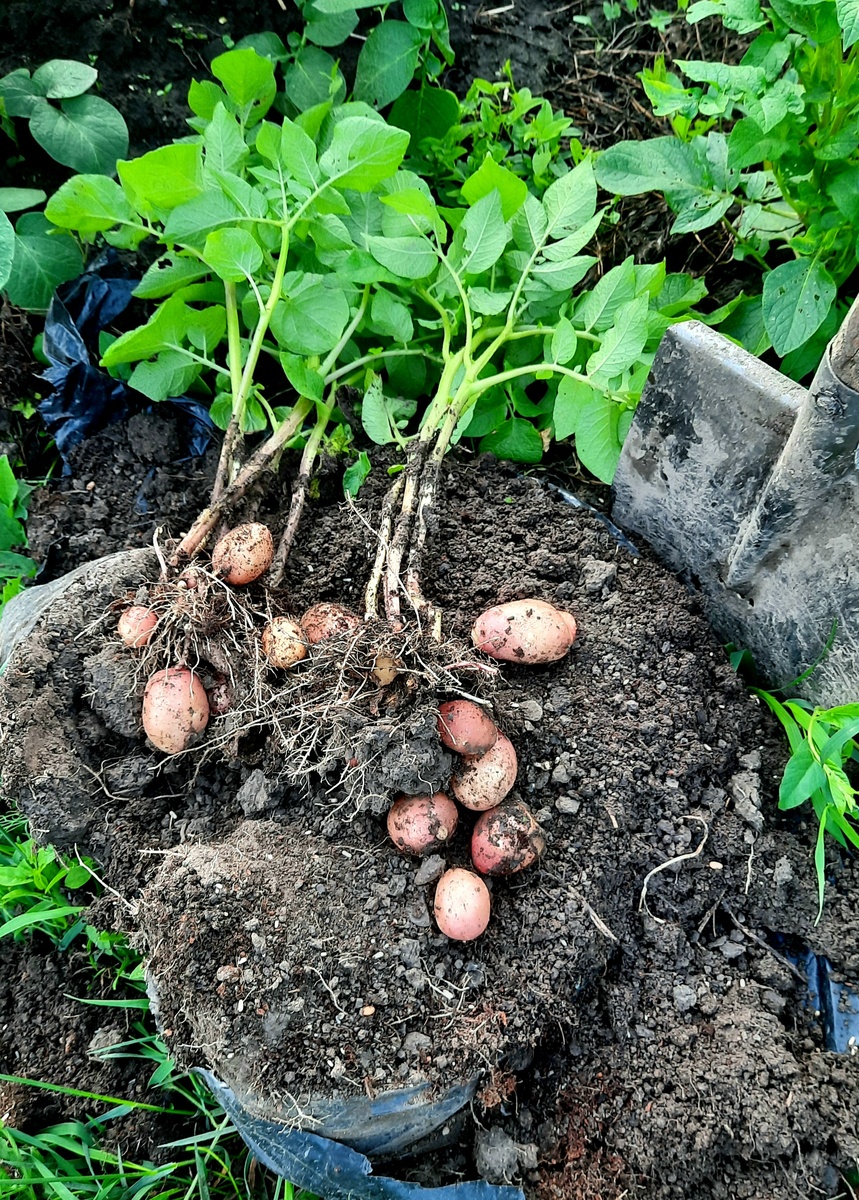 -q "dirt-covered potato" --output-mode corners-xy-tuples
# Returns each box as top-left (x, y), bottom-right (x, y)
(262, 617), (307, 669)
(472, 599), (577, 664)
(452, 733), (518, 811)
(211, 523), (273, 585)
(433, 868), (491, 941)
(117, 605), (158, 649)
(437, 699), (498, 756)
(471, 799), (546, 876)
(300, 601), (362, 644)
(372, 655), (399, 686)
(387, 792), (458, 856)
(142, 667), (209, 754)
